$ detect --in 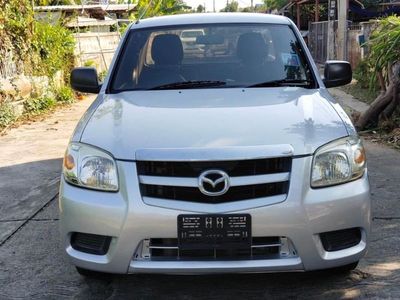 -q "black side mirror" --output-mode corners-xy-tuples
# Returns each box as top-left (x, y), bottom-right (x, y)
(70, 67), (102, 94)
(323, 61), (352, 88)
